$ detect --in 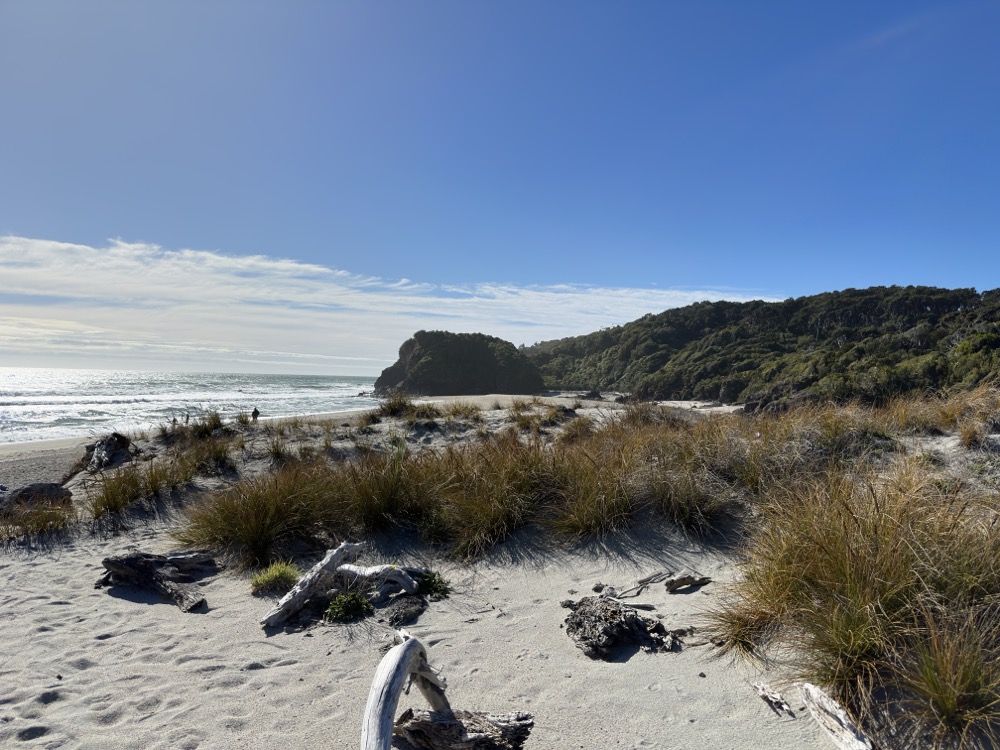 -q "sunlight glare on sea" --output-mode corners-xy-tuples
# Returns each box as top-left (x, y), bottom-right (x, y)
(0, 368), (378, 444)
